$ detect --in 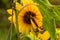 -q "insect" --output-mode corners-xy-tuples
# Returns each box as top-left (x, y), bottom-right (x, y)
(30, 16), (45, 33)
